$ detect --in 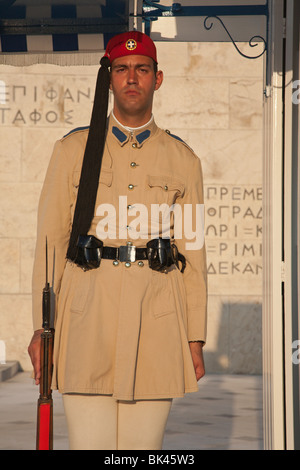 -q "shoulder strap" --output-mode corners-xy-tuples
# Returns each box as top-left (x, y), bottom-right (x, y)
(66, 57), (110, 261)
